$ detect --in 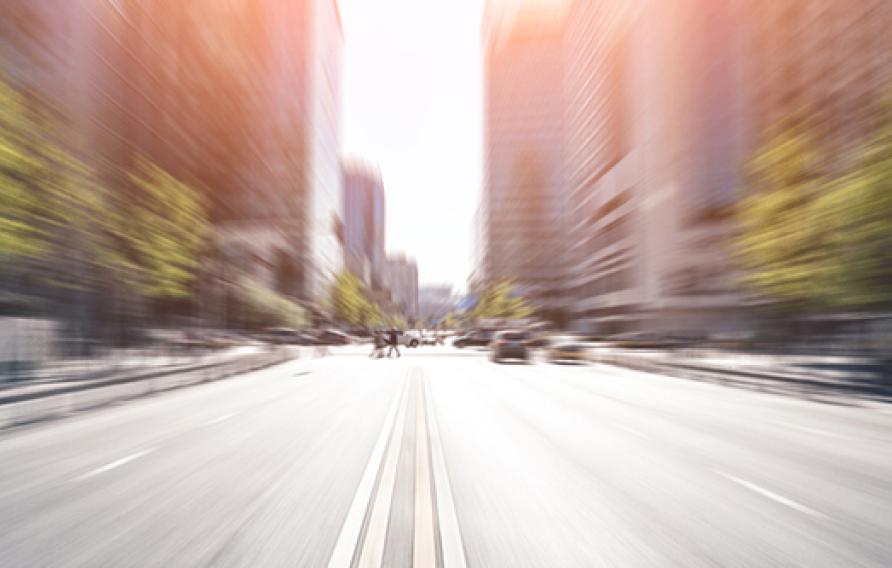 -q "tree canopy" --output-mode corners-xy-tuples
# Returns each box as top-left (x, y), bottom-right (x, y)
(736, 106), (892, 312)
(470, 279), (532, 322)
